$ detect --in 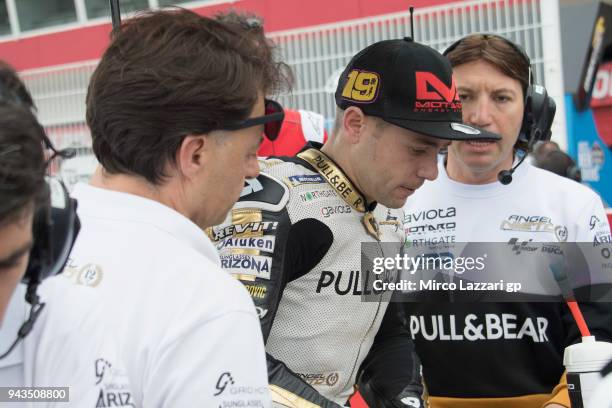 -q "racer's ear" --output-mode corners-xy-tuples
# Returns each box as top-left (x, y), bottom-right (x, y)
(342, 106), (366, 144)
(175, 134), (208, 180)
